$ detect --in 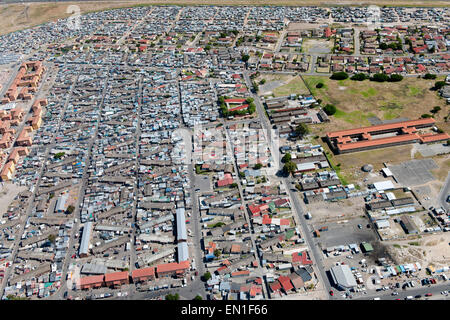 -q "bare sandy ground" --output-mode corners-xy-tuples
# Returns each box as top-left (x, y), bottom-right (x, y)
(0, 182), (27, 216)
(385, 233), (450, 268)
